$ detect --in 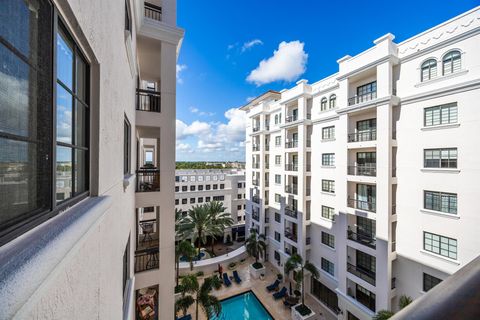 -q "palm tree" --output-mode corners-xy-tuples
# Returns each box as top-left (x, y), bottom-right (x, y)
(245, 228), (267, 265)
(175, 208), (183, 237)
(399, 295), (412, 309)
(178, 274), (221, 320)
(179, 205), (217, 254)
(284, 253), (319, 308)
(175, 294), (194, 318)
(205, 201), (234, 255)
(175, 240), (196, 286)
